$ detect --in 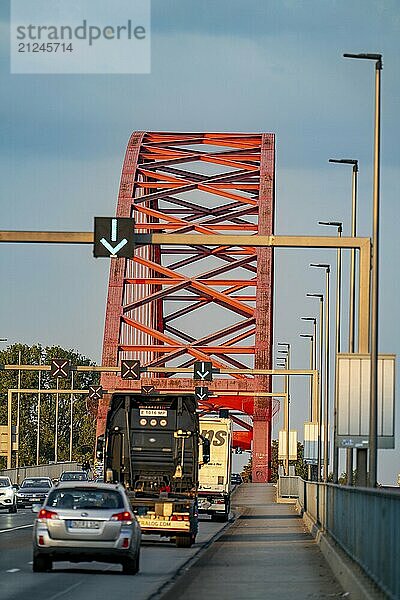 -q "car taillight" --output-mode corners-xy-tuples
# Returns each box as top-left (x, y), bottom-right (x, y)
(38, 508), (59, 520)
(171, 514), (190, 521)
(110, 511), (133, 522)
